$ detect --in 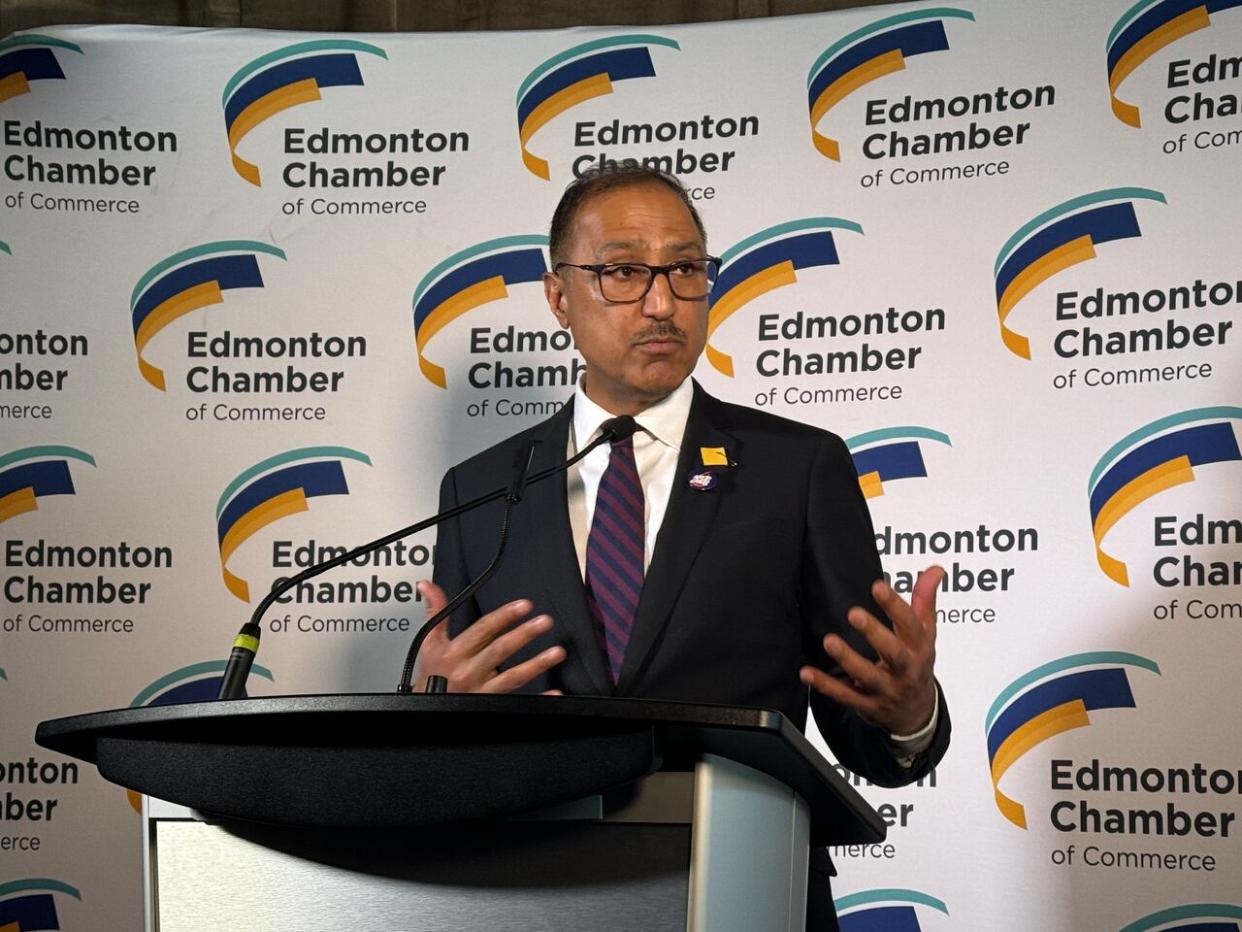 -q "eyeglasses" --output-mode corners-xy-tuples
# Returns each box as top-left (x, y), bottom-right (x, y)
(553, 258), (721, 303)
